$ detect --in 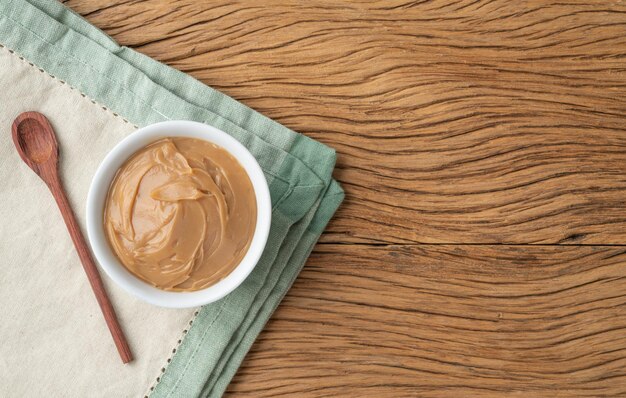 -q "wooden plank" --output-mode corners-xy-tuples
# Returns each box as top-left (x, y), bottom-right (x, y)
(65, 0), (626, 244)
(227, 244), (626, 397)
